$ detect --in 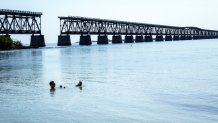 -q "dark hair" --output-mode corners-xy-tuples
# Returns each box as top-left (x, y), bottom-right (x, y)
(49, 81), (55, 86)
